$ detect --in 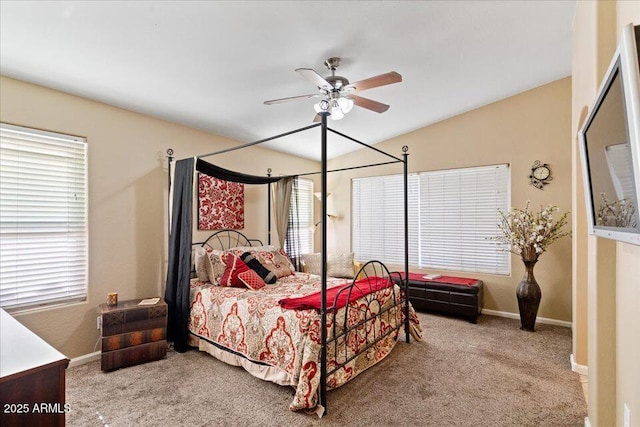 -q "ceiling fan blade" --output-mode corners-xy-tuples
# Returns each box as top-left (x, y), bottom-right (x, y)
(351, 95), (390, 113)
(345, 71), (402, 93)
(296, 68), (334, 91)
(313, 114), (321, 123)
(264, 94), (319, 105)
